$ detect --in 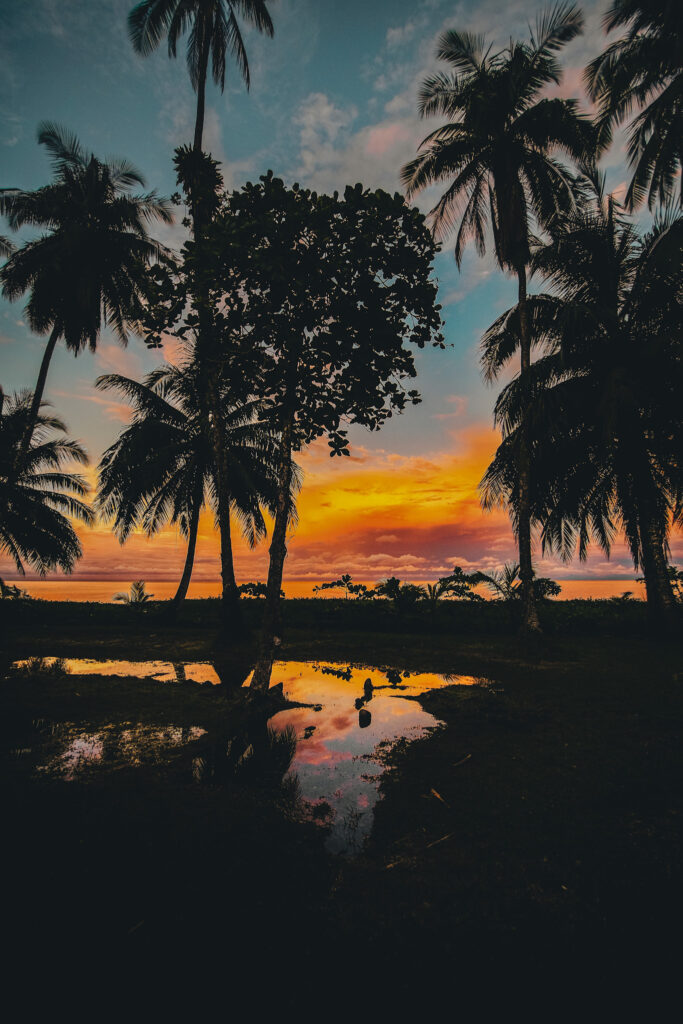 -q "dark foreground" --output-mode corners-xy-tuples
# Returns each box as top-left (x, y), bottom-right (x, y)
(1, 598), (682, 1011)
